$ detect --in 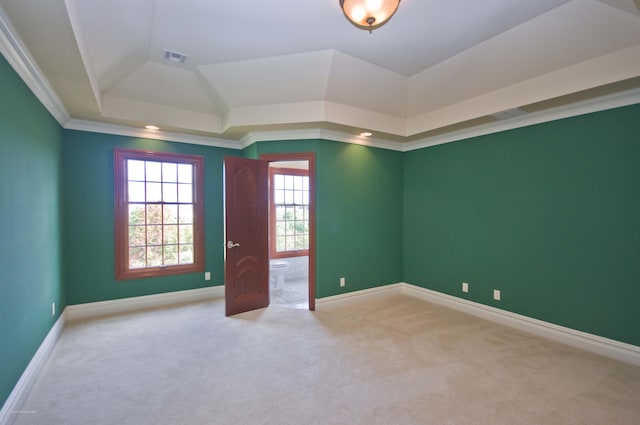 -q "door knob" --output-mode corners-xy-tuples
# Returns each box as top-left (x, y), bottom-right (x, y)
(227, 241), (240, 249)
